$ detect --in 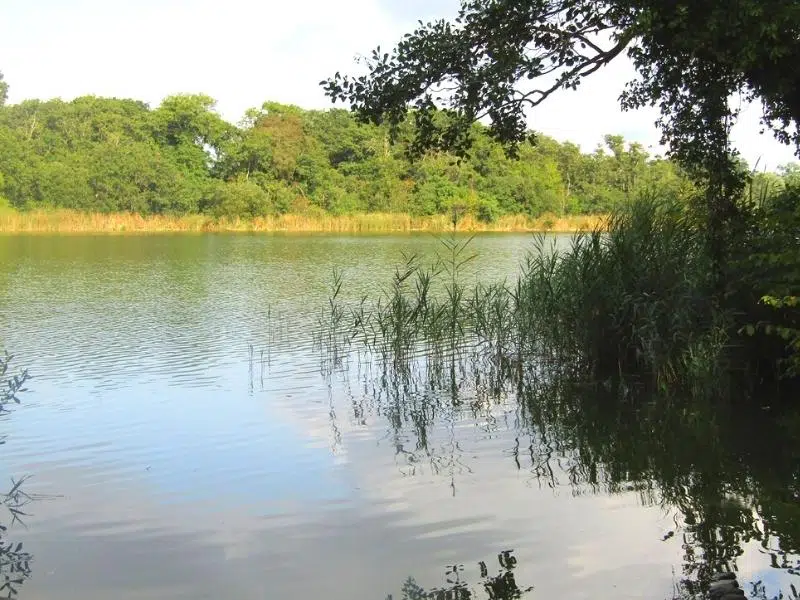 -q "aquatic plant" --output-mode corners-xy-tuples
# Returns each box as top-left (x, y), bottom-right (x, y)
(0, 352), (31, 599)
(321, 193), (799, 397)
